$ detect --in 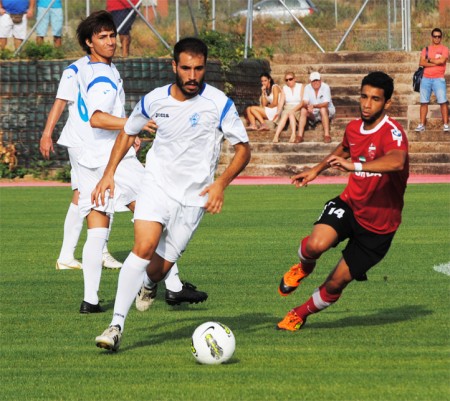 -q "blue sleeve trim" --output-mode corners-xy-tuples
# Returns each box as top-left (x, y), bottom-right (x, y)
(67, 64), (78, 74)
(140, 96), (150, 119)
(87, 76), (118, 92)
(219, 98), (234, 130)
